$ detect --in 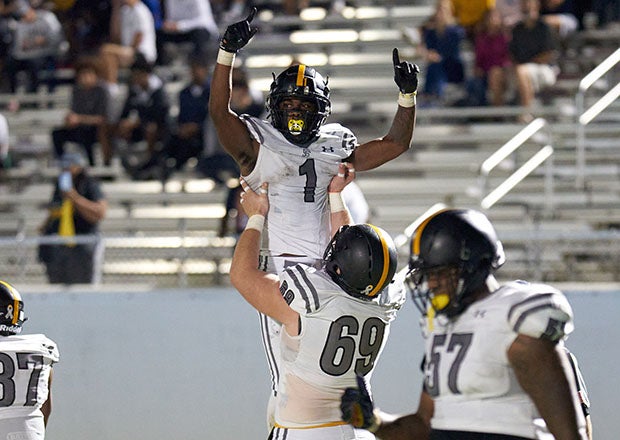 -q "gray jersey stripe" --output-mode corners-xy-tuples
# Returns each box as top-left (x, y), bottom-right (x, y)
(294, 265), (320, 310)
(507, 292), (555, 320)
(259, 312), (279, 392)
(512, 301), (557, 333)
(284, 268), (312, 313)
